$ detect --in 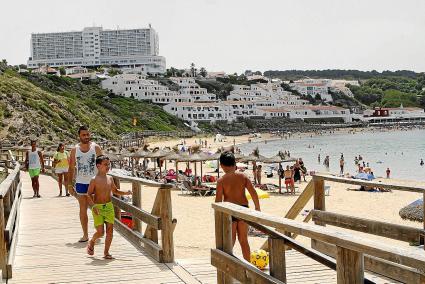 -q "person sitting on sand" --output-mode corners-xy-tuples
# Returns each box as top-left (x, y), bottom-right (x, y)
(215, 152), (260, 262)
(86, 155), (132, 259)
